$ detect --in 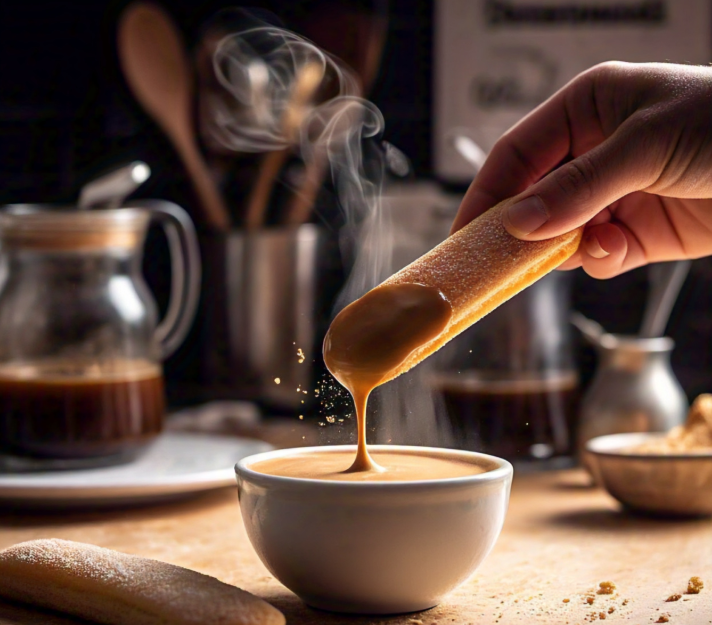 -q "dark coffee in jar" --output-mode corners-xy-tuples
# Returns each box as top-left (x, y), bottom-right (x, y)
(0, 359), (164, 460)
(431, 371), (578, 462)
